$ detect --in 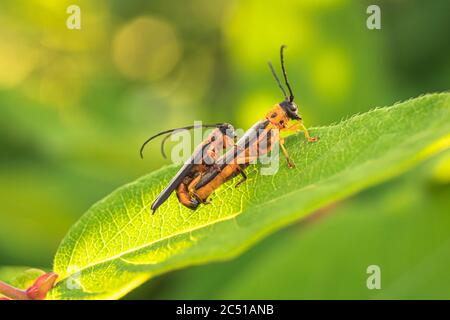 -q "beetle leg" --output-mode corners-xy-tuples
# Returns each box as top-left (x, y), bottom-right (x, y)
(234, 166), (247, 188)
(204, 145), (218, 166)
(284, 122), (318, 142)
(285, 122), (300, 132)
(279, 137), (295, 168)
(188, 175), (202, 193)
(191, 191), (211, 204)
(187, 176), (211, 204)
(212, 163), (222, 173)
(223, 134), (236, 149)
(299, 122), (319, 142)
(203, 197), (211, 204)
